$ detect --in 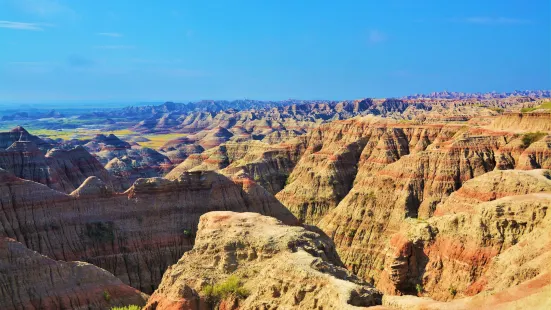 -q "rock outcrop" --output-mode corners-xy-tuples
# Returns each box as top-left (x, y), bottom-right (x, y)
(0, 140), (76, 192)
(0, 237), (147, 310)
(145, 212), (382, 310)
(0, 126), (51, 150)
(0, 168), (296, 294)
(379, 192), (551, 303)
(276, 116), (462, 224)
(167, 139), (306, 195)
(46, 145), (120, 191)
